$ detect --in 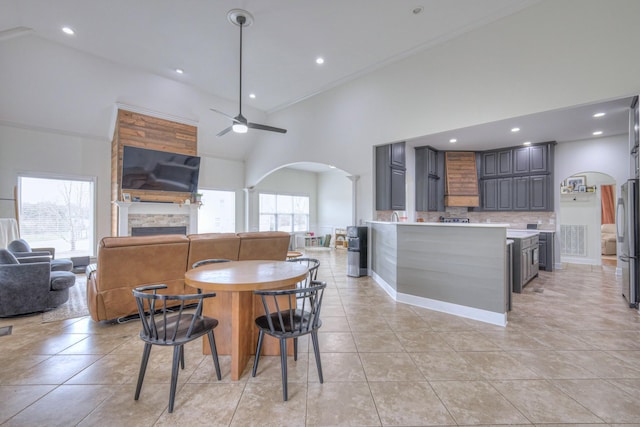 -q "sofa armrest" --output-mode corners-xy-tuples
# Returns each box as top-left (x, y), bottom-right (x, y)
(86, 263), (97, 280)
(15, 255), (52, 264)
